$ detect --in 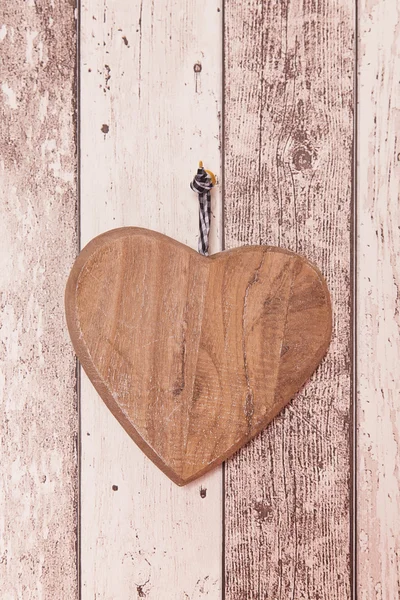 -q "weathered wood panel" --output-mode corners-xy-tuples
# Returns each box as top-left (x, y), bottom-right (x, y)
(357, 1), (400, 596)
(223, 1), (354, 598)
(0, 1), (78, 598)
(80, 0), (223, 597)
